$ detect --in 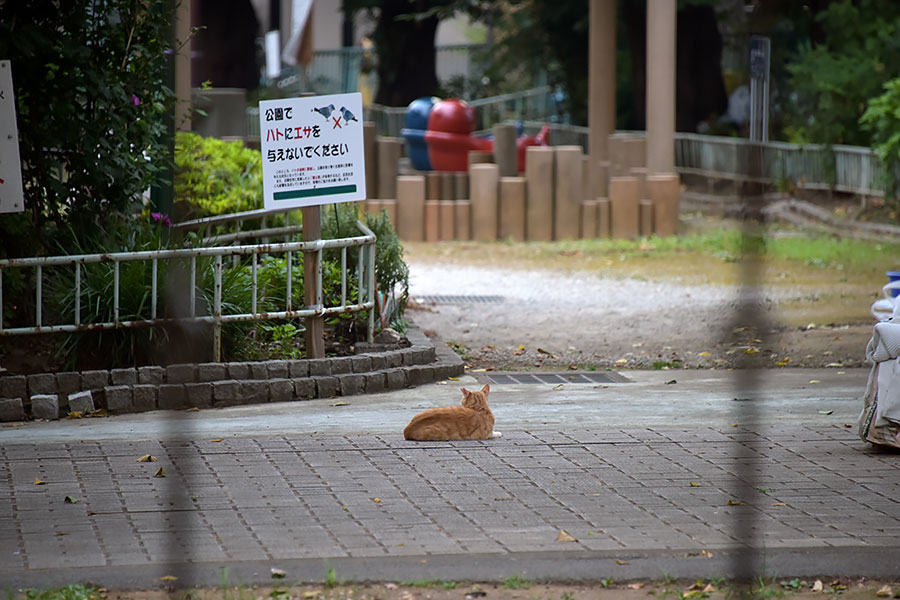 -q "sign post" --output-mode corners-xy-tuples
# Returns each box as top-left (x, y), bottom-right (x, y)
(259, 92), (366, 358)
(0, 61), (24, 214)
